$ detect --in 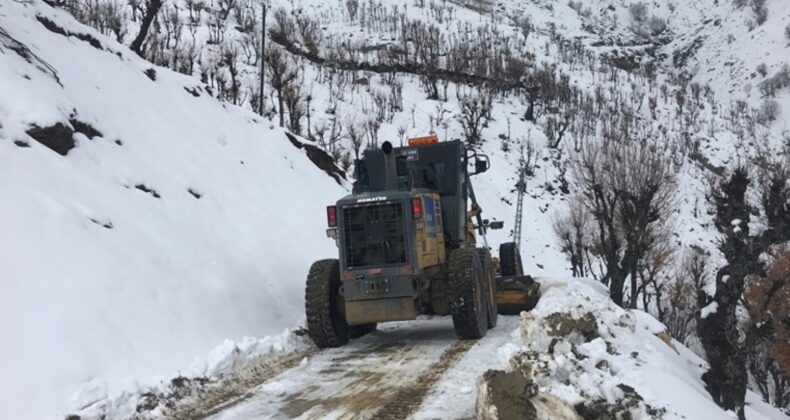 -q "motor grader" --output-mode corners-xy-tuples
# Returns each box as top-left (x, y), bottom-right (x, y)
(305, 136), (539, 347)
